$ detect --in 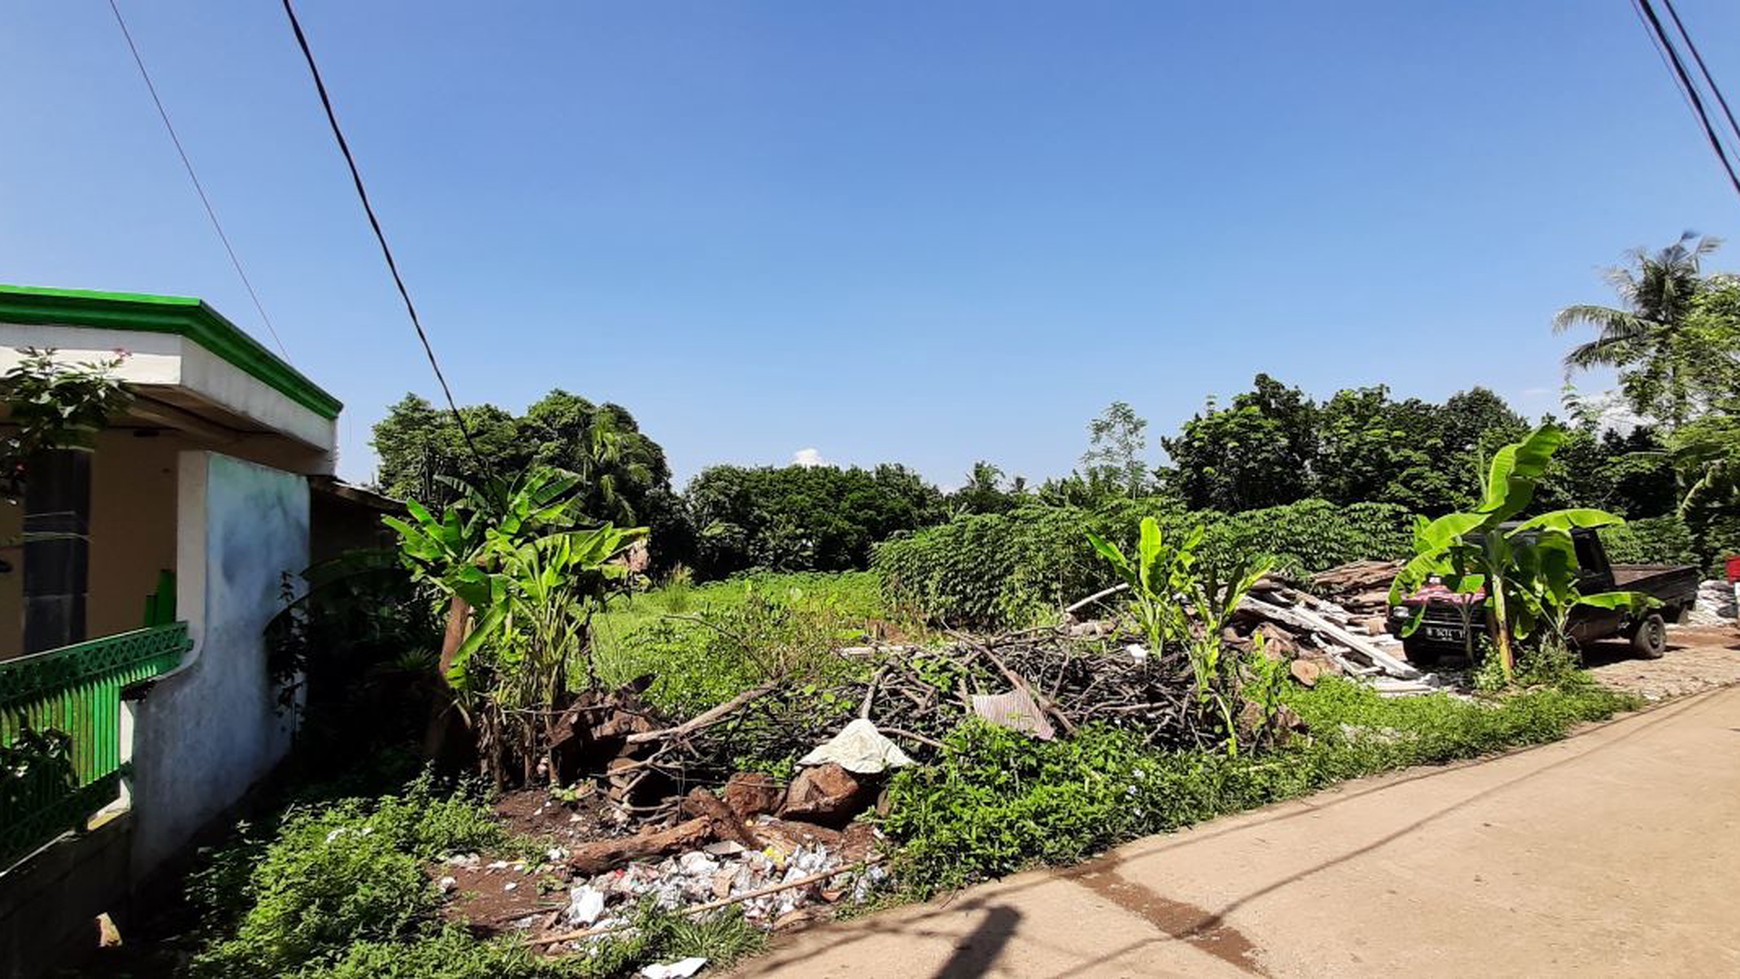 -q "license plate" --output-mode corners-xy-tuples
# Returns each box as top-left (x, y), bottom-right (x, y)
(1423, 625), (1463, 643)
